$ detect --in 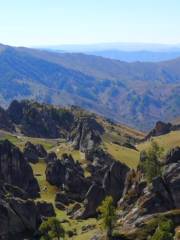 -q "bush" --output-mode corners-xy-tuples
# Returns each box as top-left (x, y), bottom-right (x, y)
(39, 217), (65, 240)
(150, 218), (174, 240)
